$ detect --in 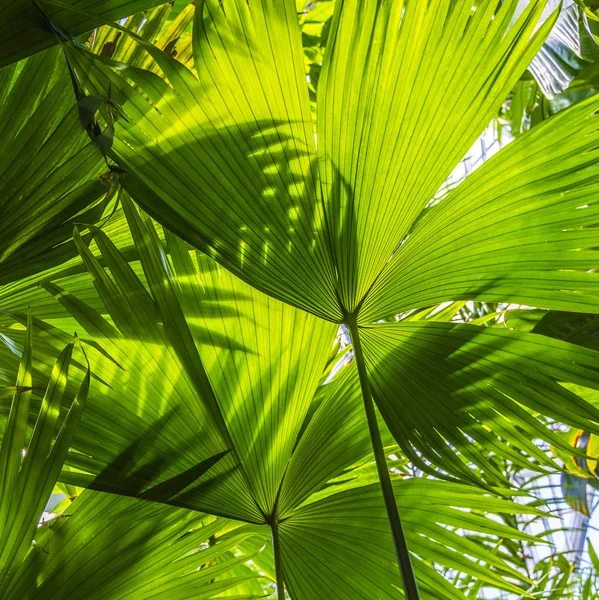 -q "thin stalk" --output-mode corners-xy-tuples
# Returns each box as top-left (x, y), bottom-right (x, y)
(346, 316), (421, 600)
(270, 515), (286, 600)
